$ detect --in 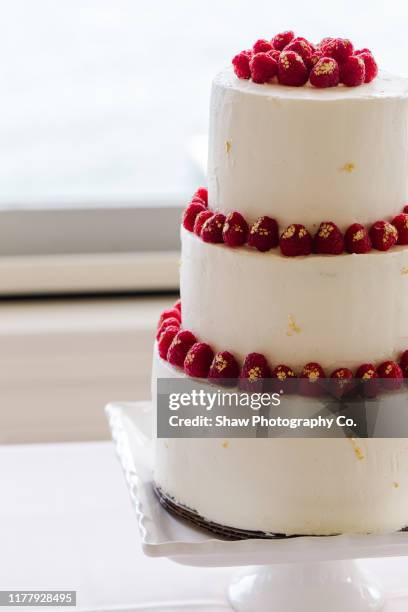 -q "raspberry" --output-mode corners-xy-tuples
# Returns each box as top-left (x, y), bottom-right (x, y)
(248, 216), (279, 252)
(278, 51), (309, 86)
(284, 38), (313, 68)
(341, 55), (365, 86)
(280, 224), (312, 257)
(272, 30), (295, 51)
(156, 317), (180, 340)
(250, 52), (278, 84)
(223, 211), (249, 247)
(400, 349), (408, 369)
(356, 363), (379, 398)
(391, 214), (408, 244)
(330, 368), (355, 399)
(403, 205), (408, 214)
(232, 50), (252, 79)
(194, 210), (214, 236)
(184, 342), (214, 378)
(167, 329), (197, 368)
(377, 360), (404, 391)
(310, 51), (323, 66)
(271, 364), (297, 394)
(239, 352), (271, 391)
(192, 187), (208, 206)
(369, 220), (398, 251)
(157, 326), (179, 360)
(310, 57), (339, 88)
(253, 39), (273, 54)
(313, 221), (344, 254)
(355, 49), (378, 83)
(158, 308), (181, 329)
(299, 362), (326, 397)
(201, 213), (226, 243)
(208, 351), (240, 386)
(173, 299), (181, 313)
(322, 38), (353, 64)
(344, 223), (372, 254)
(318, 37), (335, 50)
(267, 49), (281, 62)
(182, 202), (206, 232)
